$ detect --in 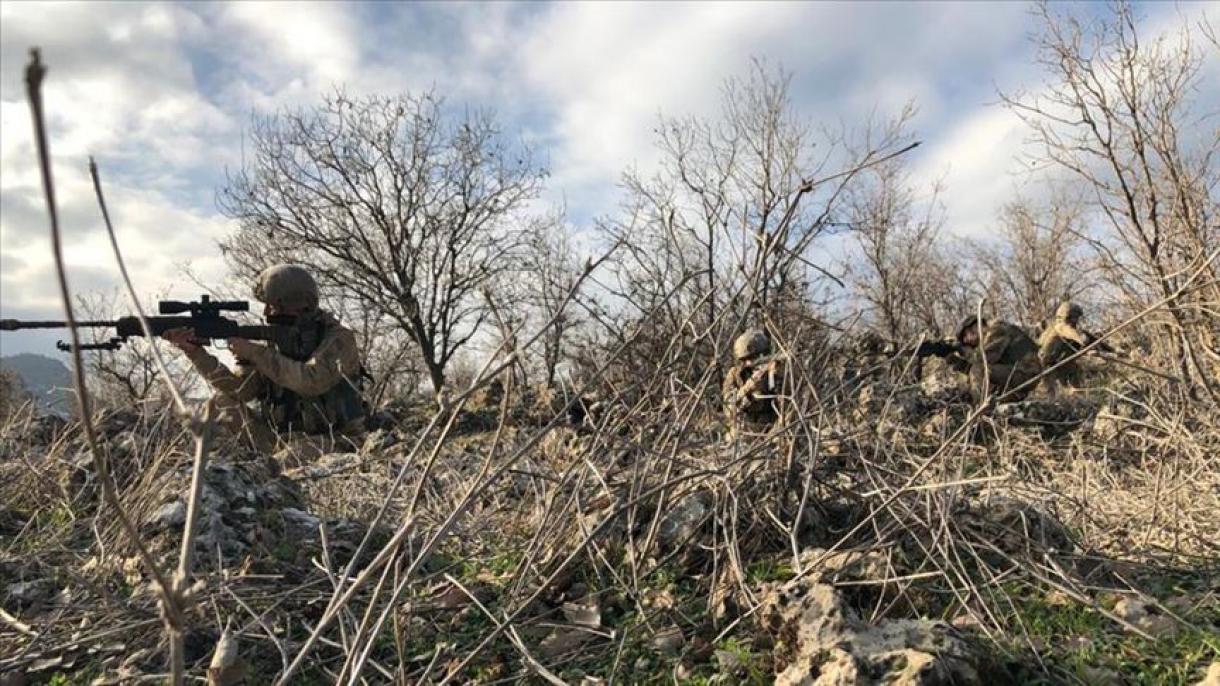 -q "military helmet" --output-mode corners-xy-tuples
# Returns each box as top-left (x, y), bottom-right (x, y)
(956, 315), (988, 345)
(1055, 302), (1082, 323)
(254, 264), (319, 310)
(733, 329), (771, 360)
